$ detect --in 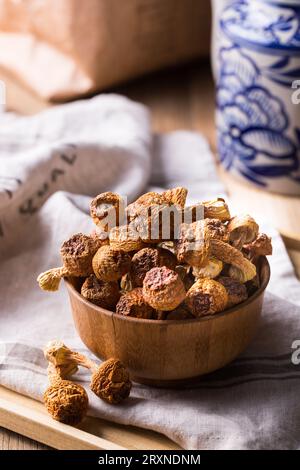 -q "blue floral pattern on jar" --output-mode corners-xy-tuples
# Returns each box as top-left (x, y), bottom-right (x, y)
(216, 0), (300, 192)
